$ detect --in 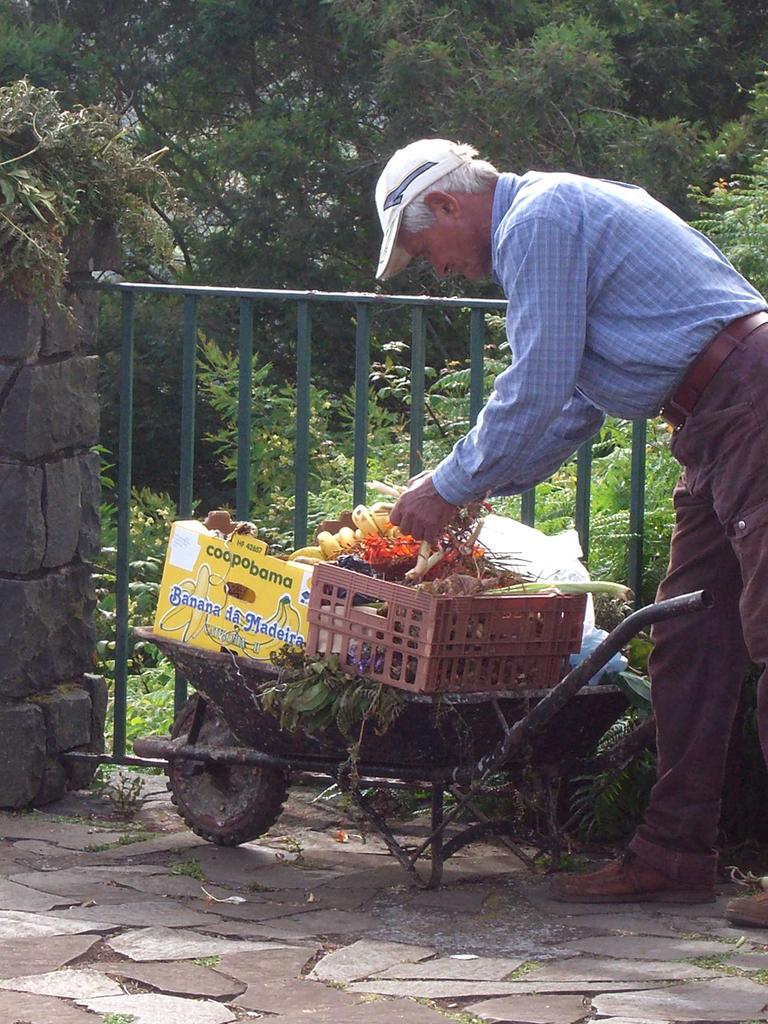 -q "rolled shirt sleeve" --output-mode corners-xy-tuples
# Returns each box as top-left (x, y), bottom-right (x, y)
(431, 215), (605, 505)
